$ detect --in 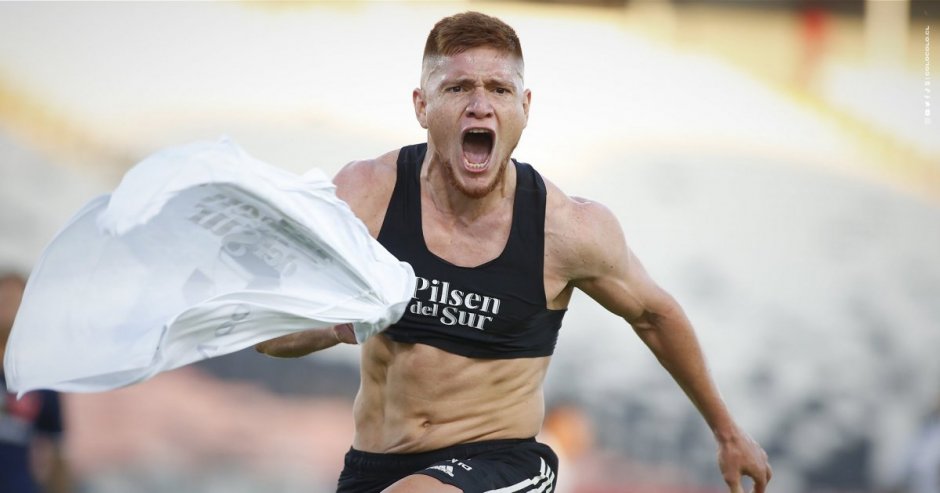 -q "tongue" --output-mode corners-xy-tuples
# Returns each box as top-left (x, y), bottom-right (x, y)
(462, 133), (492, 165)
